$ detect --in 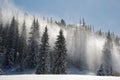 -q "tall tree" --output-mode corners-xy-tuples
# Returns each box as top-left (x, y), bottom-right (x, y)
(2, 24), (9, 49)
(0, 23), (3, 74)
(35, 19), (40, 64)
(27, 18), (40, 68)
(52, 29), (67, 74)
(14, 18), (19, 64)
(97, 31), (113, 76)
(36, 26), (49, 74)
(0, 68), (2, 75)
(4, 17), (19, 67)
(0, 23), (3, 55)
(18, 20), (27, 71)
(2, 24), (9, 66)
